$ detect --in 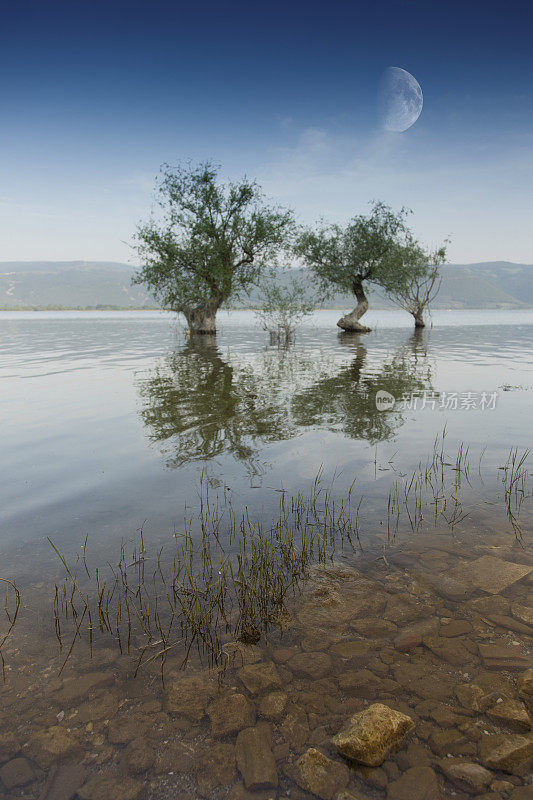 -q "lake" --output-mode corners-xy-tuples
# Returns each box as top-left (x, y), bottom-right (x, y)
(0, 309), (532, 799)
